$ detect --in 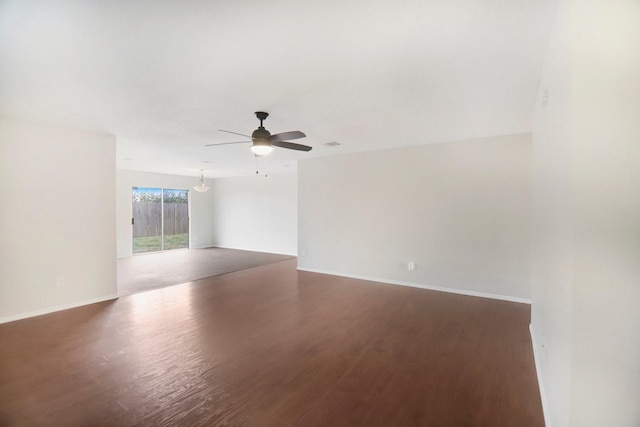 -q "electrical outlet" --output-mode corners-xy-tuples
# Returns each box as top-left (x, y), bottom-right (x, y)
(56, 277), (65, 288)
(300, 249), (307, 257)
(408, 261), (415, 271)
